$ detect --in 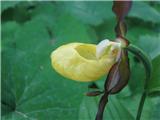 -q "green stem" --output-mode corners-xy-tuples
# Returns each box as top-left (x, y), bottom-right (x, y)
(126, 44), (152, 120)
(126, 44), (152, 82)
(136, 91), (147, 120)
